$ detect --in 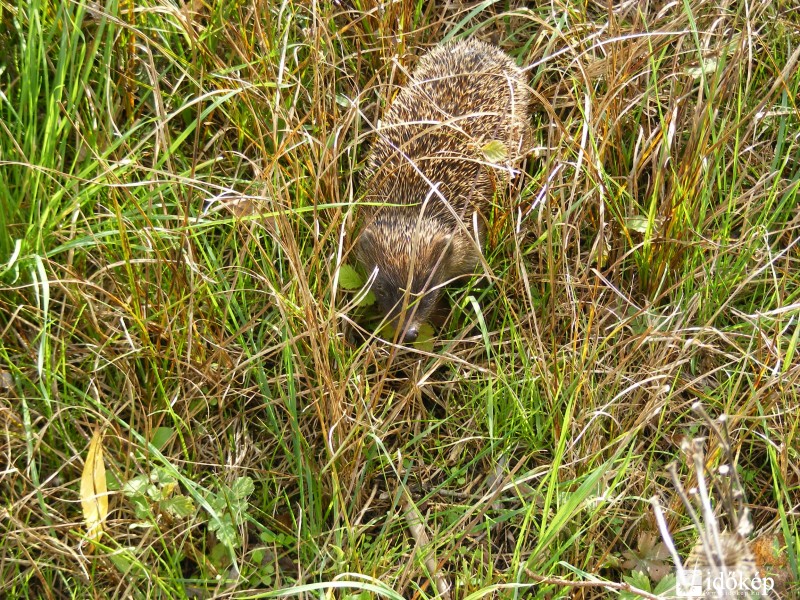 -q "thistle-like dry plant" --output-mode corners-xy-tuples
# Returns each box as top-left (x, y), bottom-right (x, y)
(652, 404), (781, 599)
